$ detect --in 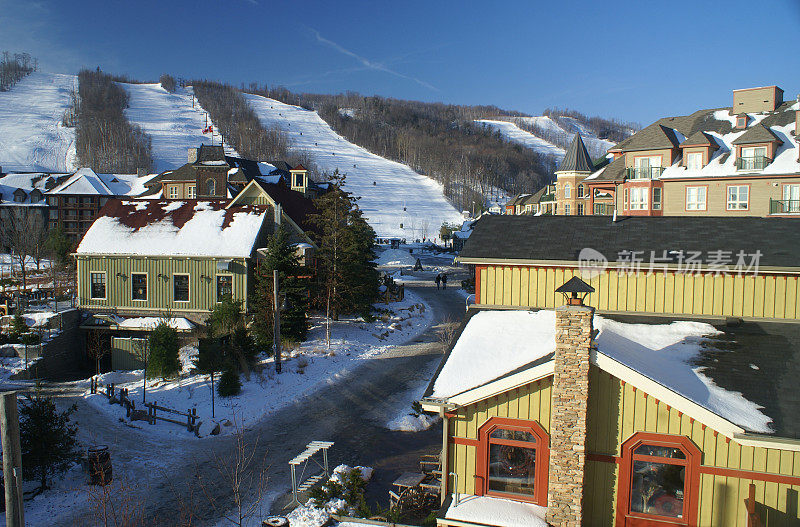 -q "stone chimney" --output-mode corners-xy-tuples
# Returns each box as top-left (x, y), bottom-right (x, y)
(188, 147), (199, 164)
(546, 302), (595, 527)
